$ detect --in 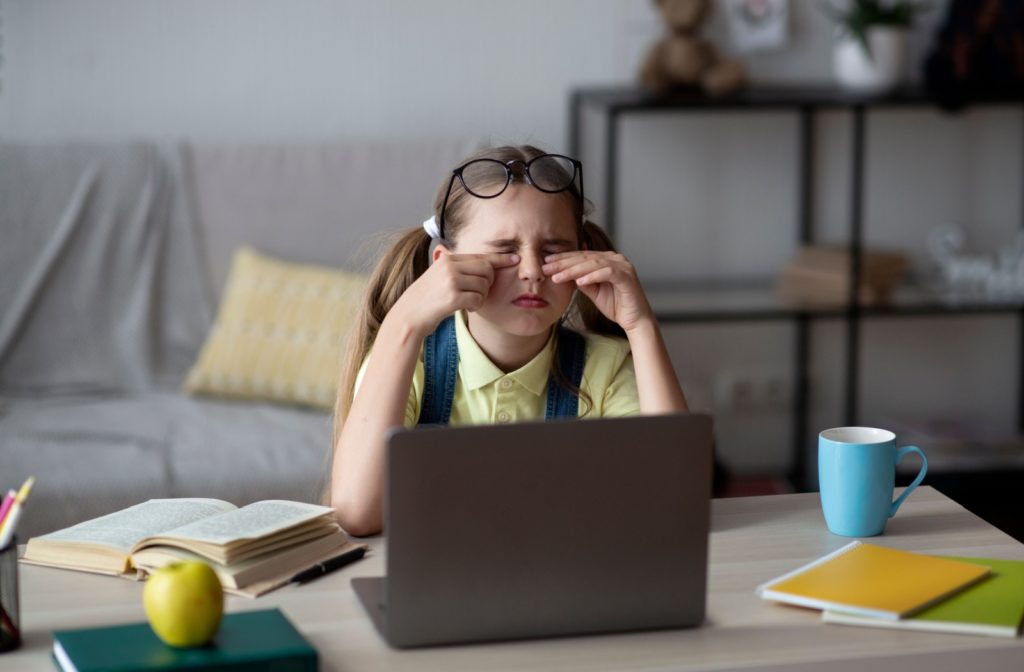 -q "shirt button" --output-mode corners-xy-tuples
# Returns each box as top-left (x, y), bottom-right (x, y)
(497, 411), (511, 423)
(500, 379), (513, 390)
